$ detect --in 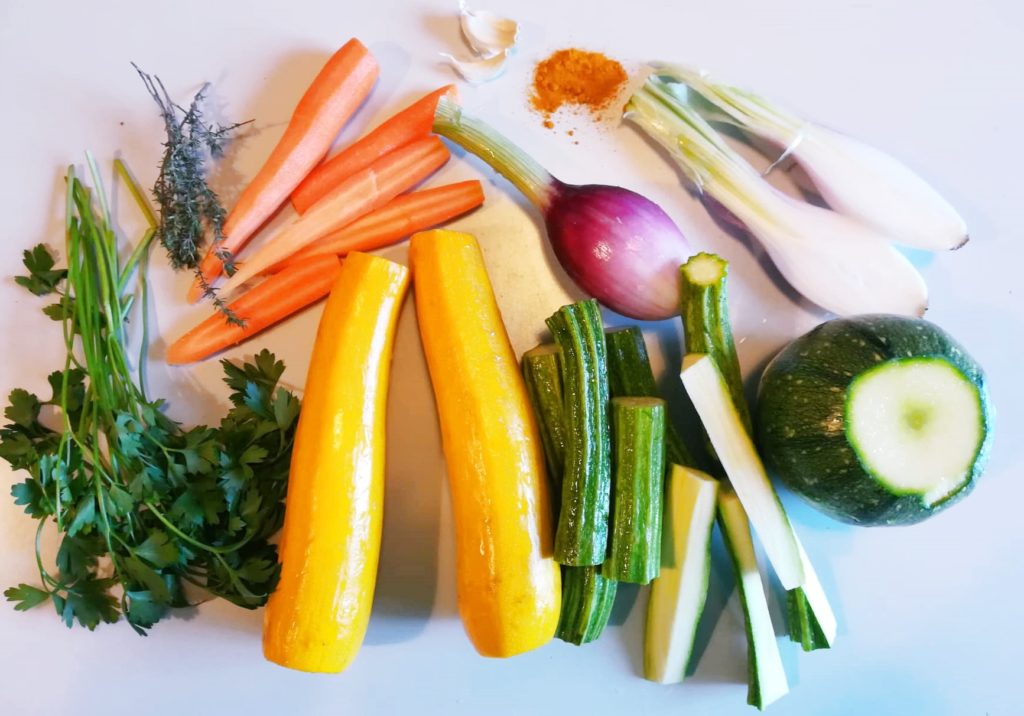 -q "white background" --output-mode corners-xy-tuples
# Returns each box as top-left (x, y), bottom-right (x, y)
(1, 1), (1021, 714)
